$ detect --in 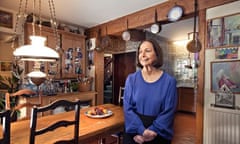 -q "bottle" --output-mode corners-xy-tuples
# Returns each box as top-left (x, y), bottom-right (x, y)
(64, 80), (68, 93)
